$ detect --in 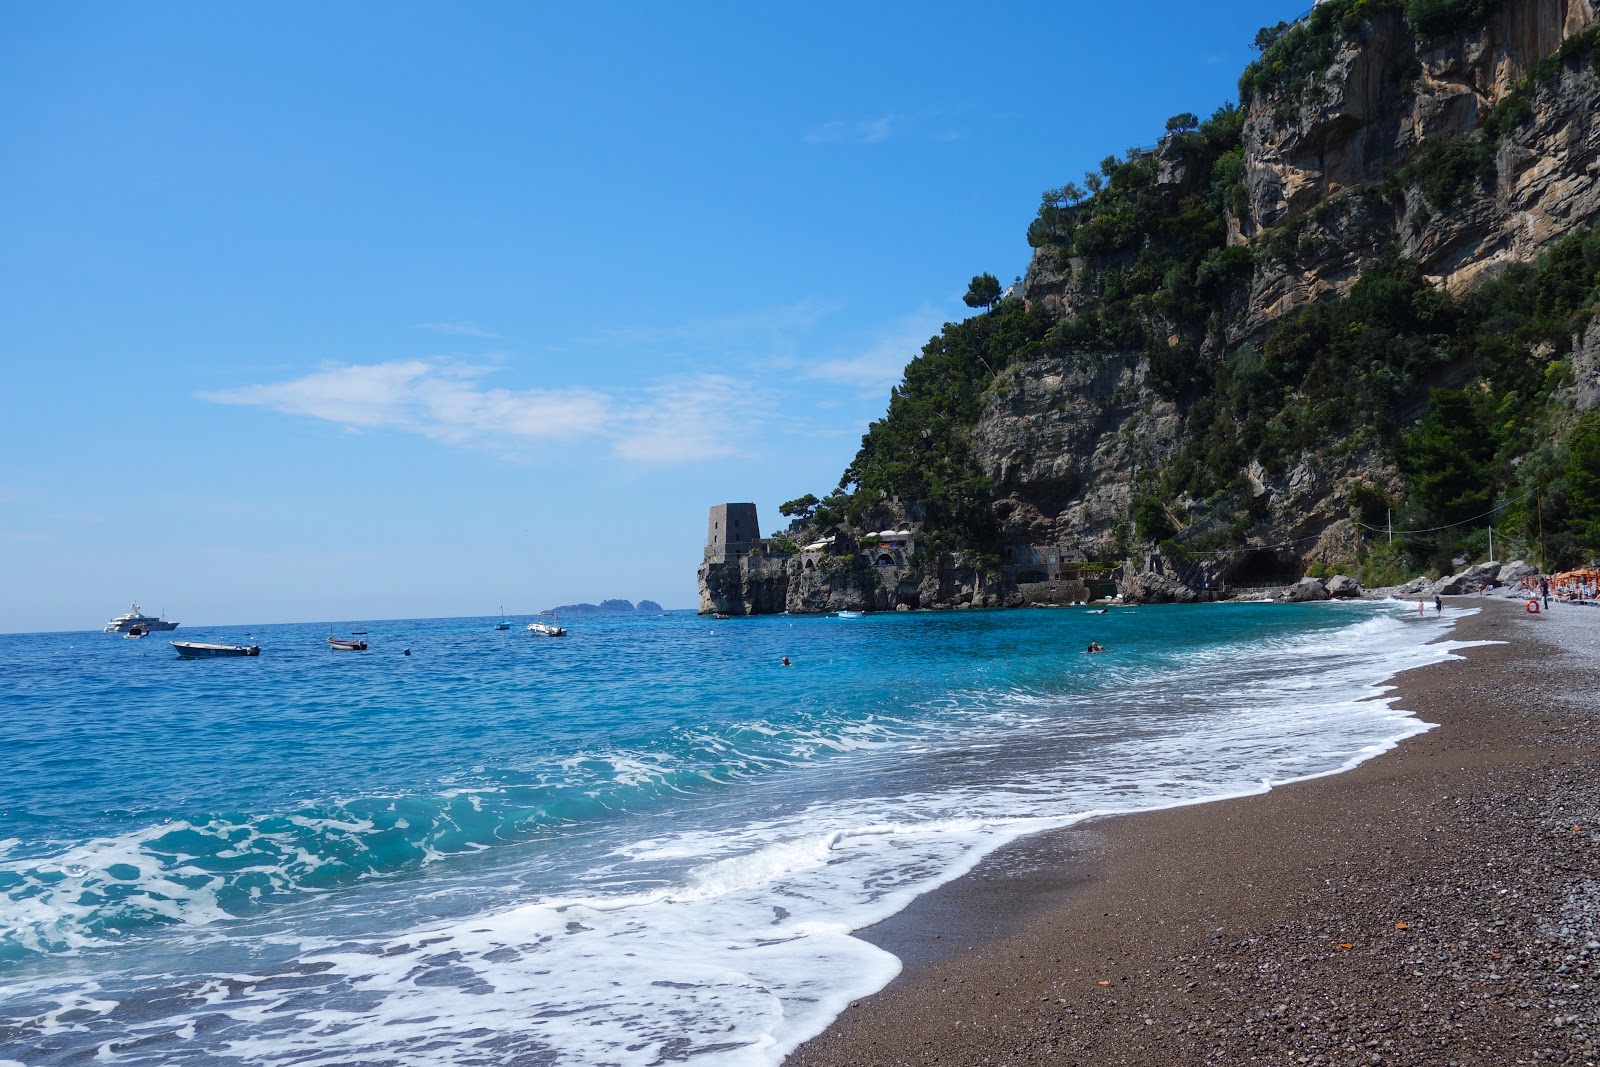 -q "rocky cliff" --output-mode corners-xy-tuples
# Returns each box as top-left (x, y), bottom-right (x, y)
(701, 0), (1600, 615)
